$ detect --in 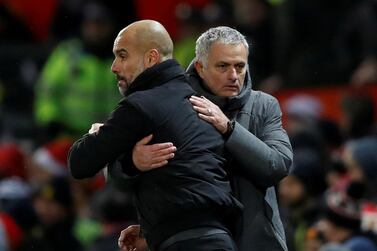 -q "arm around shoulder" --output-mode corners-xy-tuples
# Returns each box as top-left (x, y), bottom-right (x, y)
(68, 99), (152, 180)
